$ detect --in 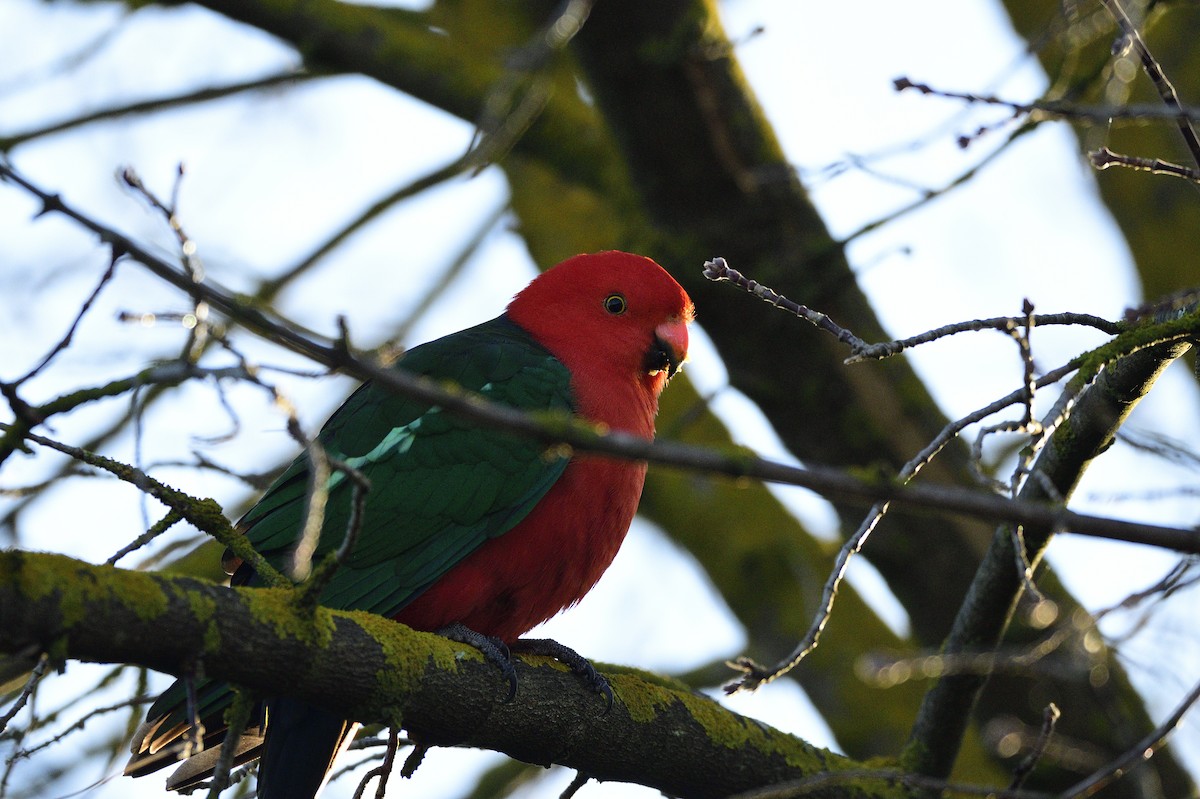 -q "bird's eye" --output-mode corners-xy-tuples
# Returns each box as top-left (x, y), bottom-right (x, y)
(603, 293), (627, 315)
